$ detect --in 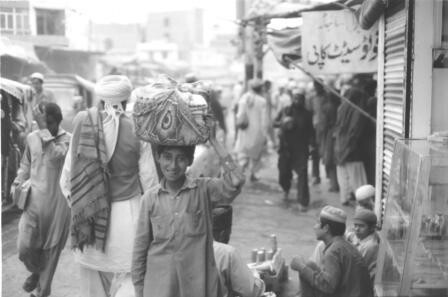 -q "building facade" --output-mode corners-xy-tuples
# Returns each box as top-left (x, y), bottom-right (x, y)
(145, 8), (204, 61)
